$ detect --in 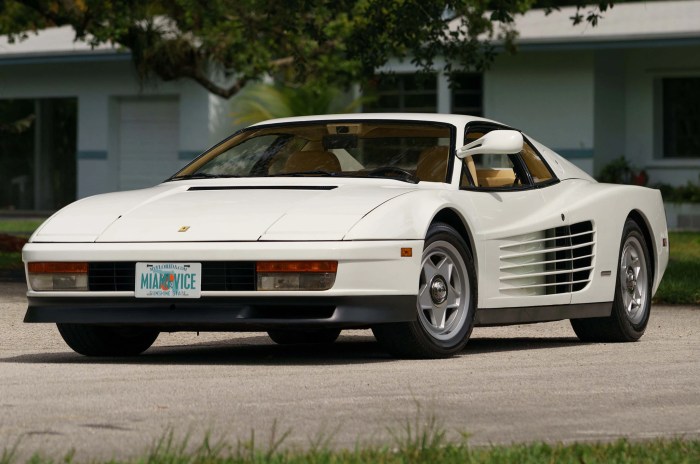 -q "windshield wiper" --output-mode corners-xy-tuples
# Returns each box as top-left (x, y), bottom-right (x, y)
(168, 173), (241, 181)
(364, 166), (420, 184)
